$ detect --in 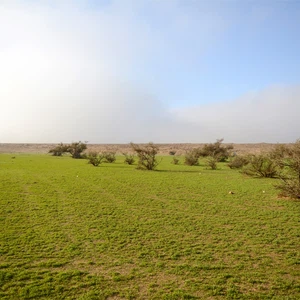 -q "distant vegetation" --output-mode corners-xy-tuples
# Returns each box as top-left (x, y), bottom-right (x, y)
(49, 141), (87, 158)
(48, 139), (300, 199)
(200, 138), (233, 162)
(184, 139), (233, 167)
(232, 140), (300, 199)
